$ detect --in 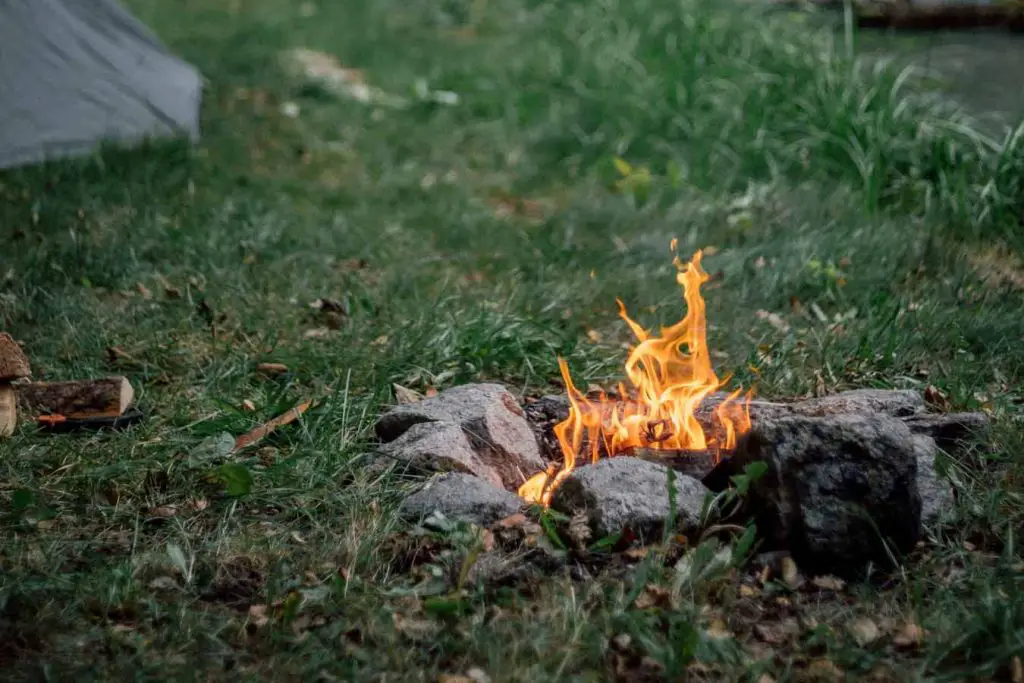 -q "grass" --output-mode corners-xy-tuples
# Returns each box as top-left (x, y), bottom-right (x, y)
(1, 0), (1022, 680)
